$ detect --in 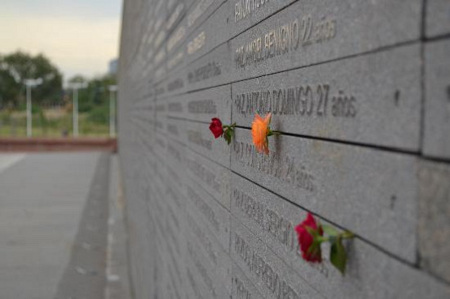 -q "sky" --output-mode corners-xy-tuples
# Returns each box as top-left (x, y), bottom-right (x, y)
(0, 0), (122, 83)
